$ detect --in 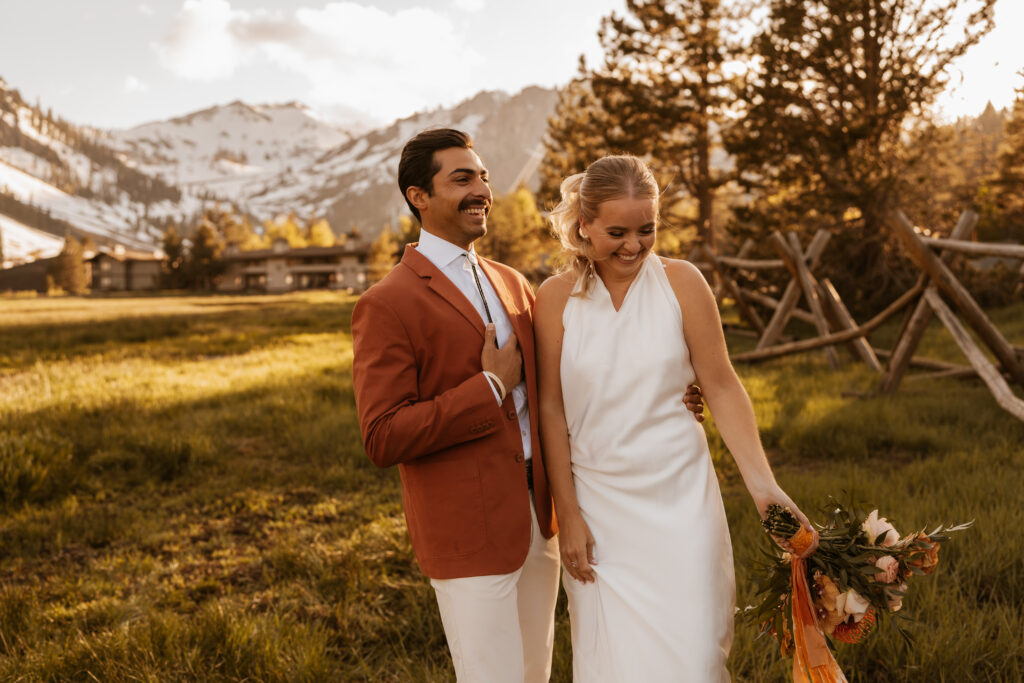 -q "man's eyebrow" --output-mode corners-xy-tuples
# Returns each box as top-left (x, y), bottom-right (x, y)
(448, 167), (487, 176)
